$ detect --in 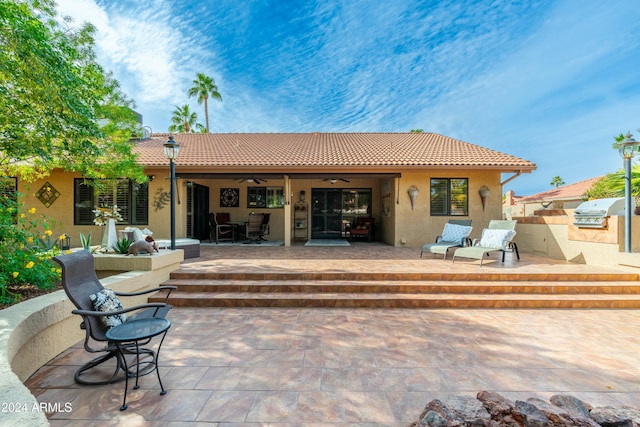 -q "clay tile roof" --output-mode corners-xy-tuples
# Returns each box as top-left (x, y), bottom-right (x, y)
(517, 176), (603, 203)
(133, 132), (536, 171)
